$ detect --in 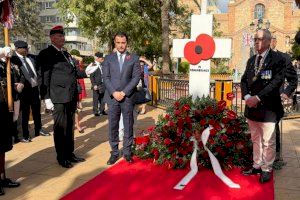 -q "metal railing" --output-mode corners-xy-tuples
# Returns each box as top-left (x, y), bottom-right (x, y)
(153, 76), (300, 119)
